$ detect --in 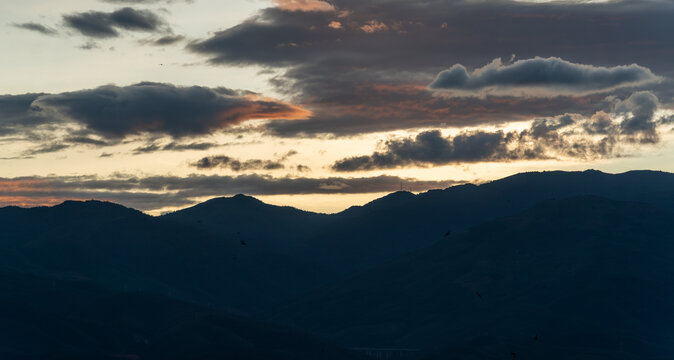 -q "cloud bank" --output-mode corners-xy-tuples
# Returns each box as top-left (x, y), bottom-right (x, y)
(0, 174), (463, 212)
(63, 7), (169, 38)
(429, 57), (660, 97)
(332, 92), (668, 171)
(1, 82), (309, 141)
